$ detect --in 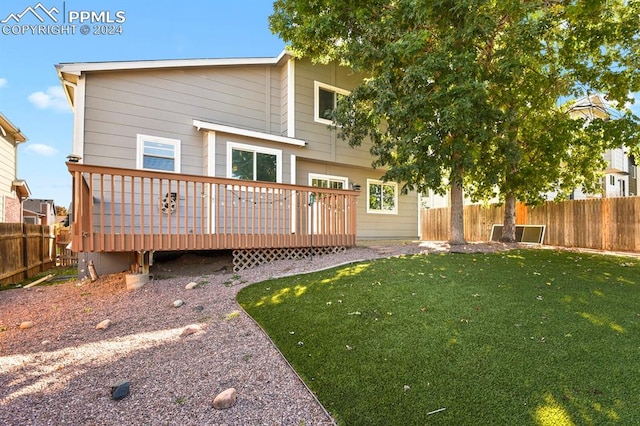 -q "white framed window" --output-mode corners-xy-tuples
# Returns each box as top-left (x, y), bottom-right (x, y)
(367, 179), (398, 214)
(226, 142), (282, 183)
(136, 134), (181, 172)
(309, 173), (348, 189)
(314, 81), (350, 125)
